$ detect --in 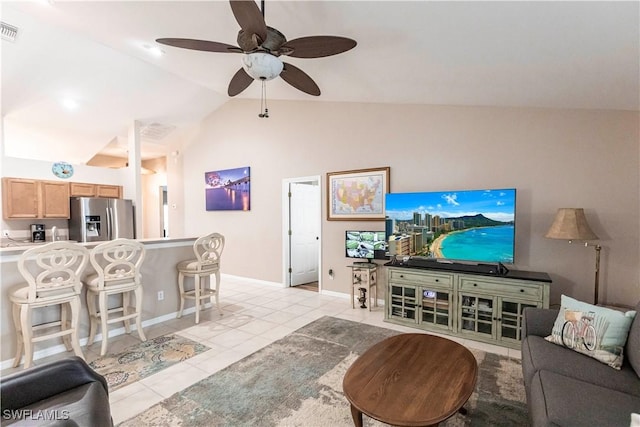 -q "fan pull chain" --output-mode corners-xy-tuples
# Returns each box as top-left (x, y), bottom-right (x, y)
(259, 79), (269, 118)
